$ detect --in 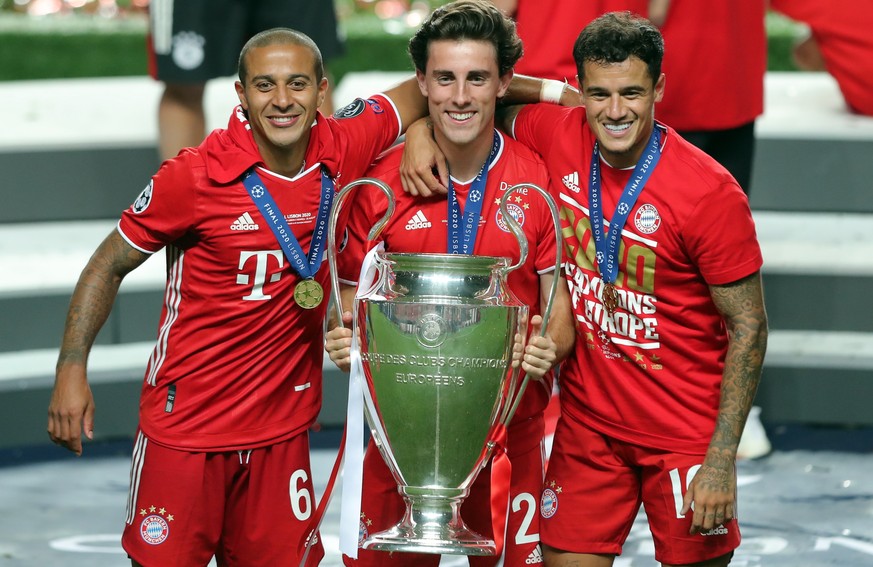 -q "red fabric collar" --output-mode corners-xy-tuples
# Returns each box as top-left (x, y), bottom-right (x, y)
(203, 105), (340, 184)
